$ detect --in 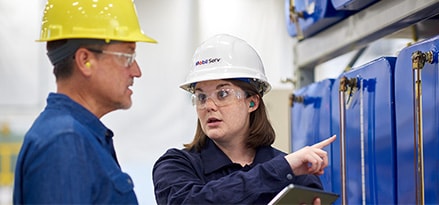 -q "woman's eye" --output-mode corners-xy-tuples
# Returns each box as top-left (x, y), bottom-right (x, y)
(197, 94), (207, 102)
(217, 90), (229, 99)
